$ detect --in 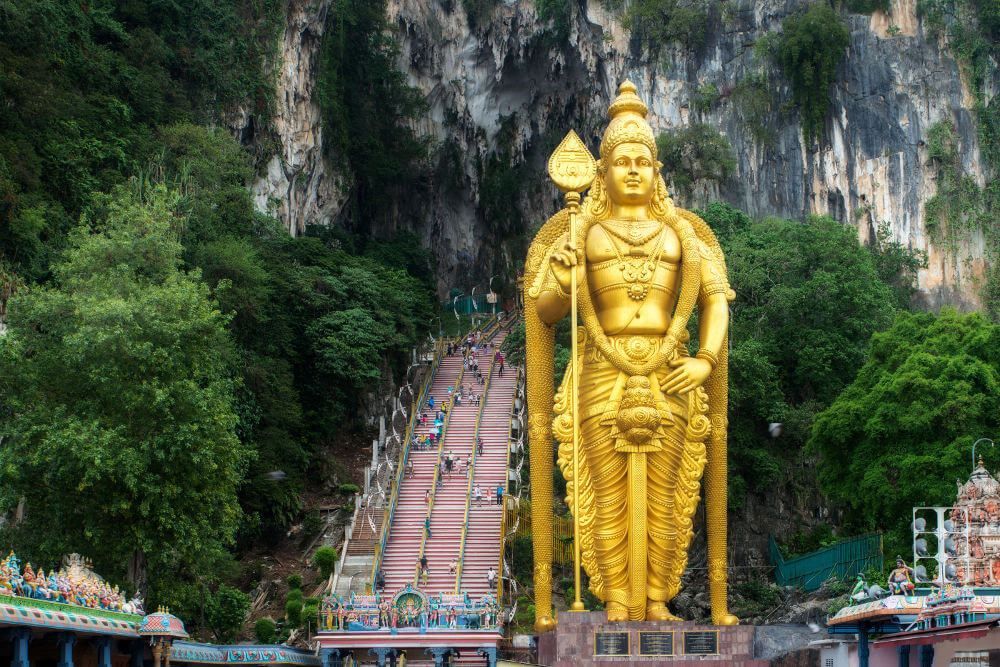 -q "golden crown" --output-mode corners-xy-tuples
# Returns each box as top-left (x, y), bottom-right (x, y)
(599, 81), (657, 162)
